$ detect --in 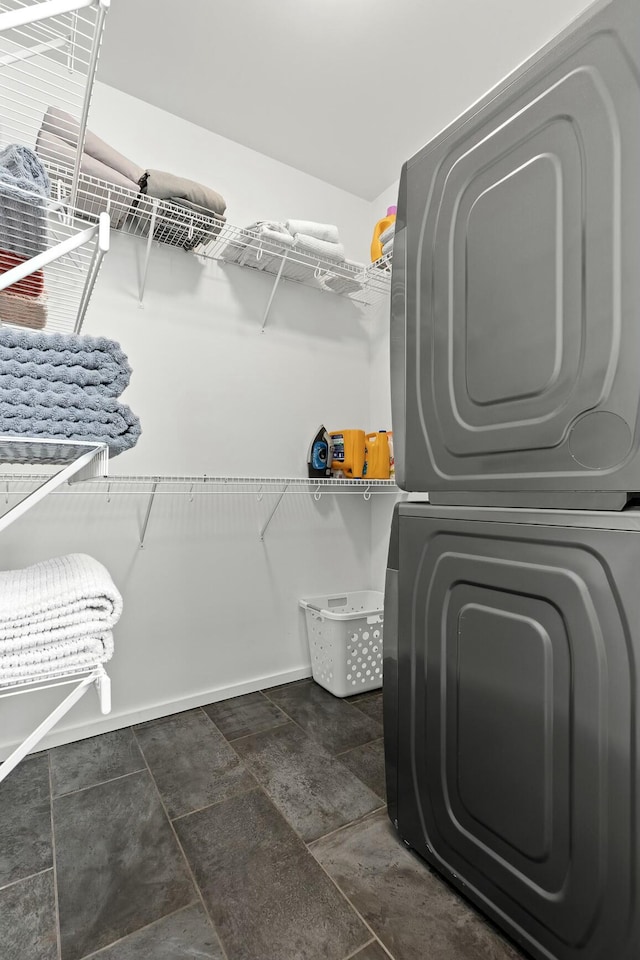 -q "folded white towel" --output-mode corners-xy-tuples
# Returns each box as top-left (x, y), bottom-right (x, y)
(0, 633), (114, 681)
(379, 224), (395, 246)
(0, 553), (122, 640)
(292, 234), (345, 262)
(382, 236), (394, 256)
(286, 220), (340, 244)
